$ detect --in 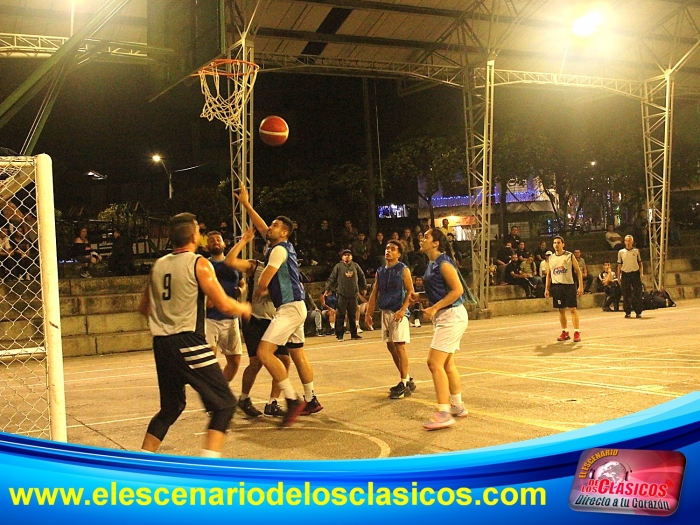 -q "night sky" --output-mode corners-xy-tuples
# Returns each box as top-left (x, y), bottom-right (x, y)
(2, 56), (698, 217)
